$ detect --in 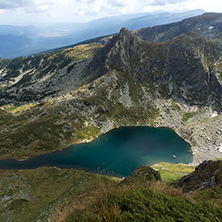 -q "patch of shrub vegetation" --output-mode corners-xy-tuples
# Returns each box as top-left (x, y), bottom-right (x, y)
(182, 111), (197, 124)
(64, 185), (222, 222)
